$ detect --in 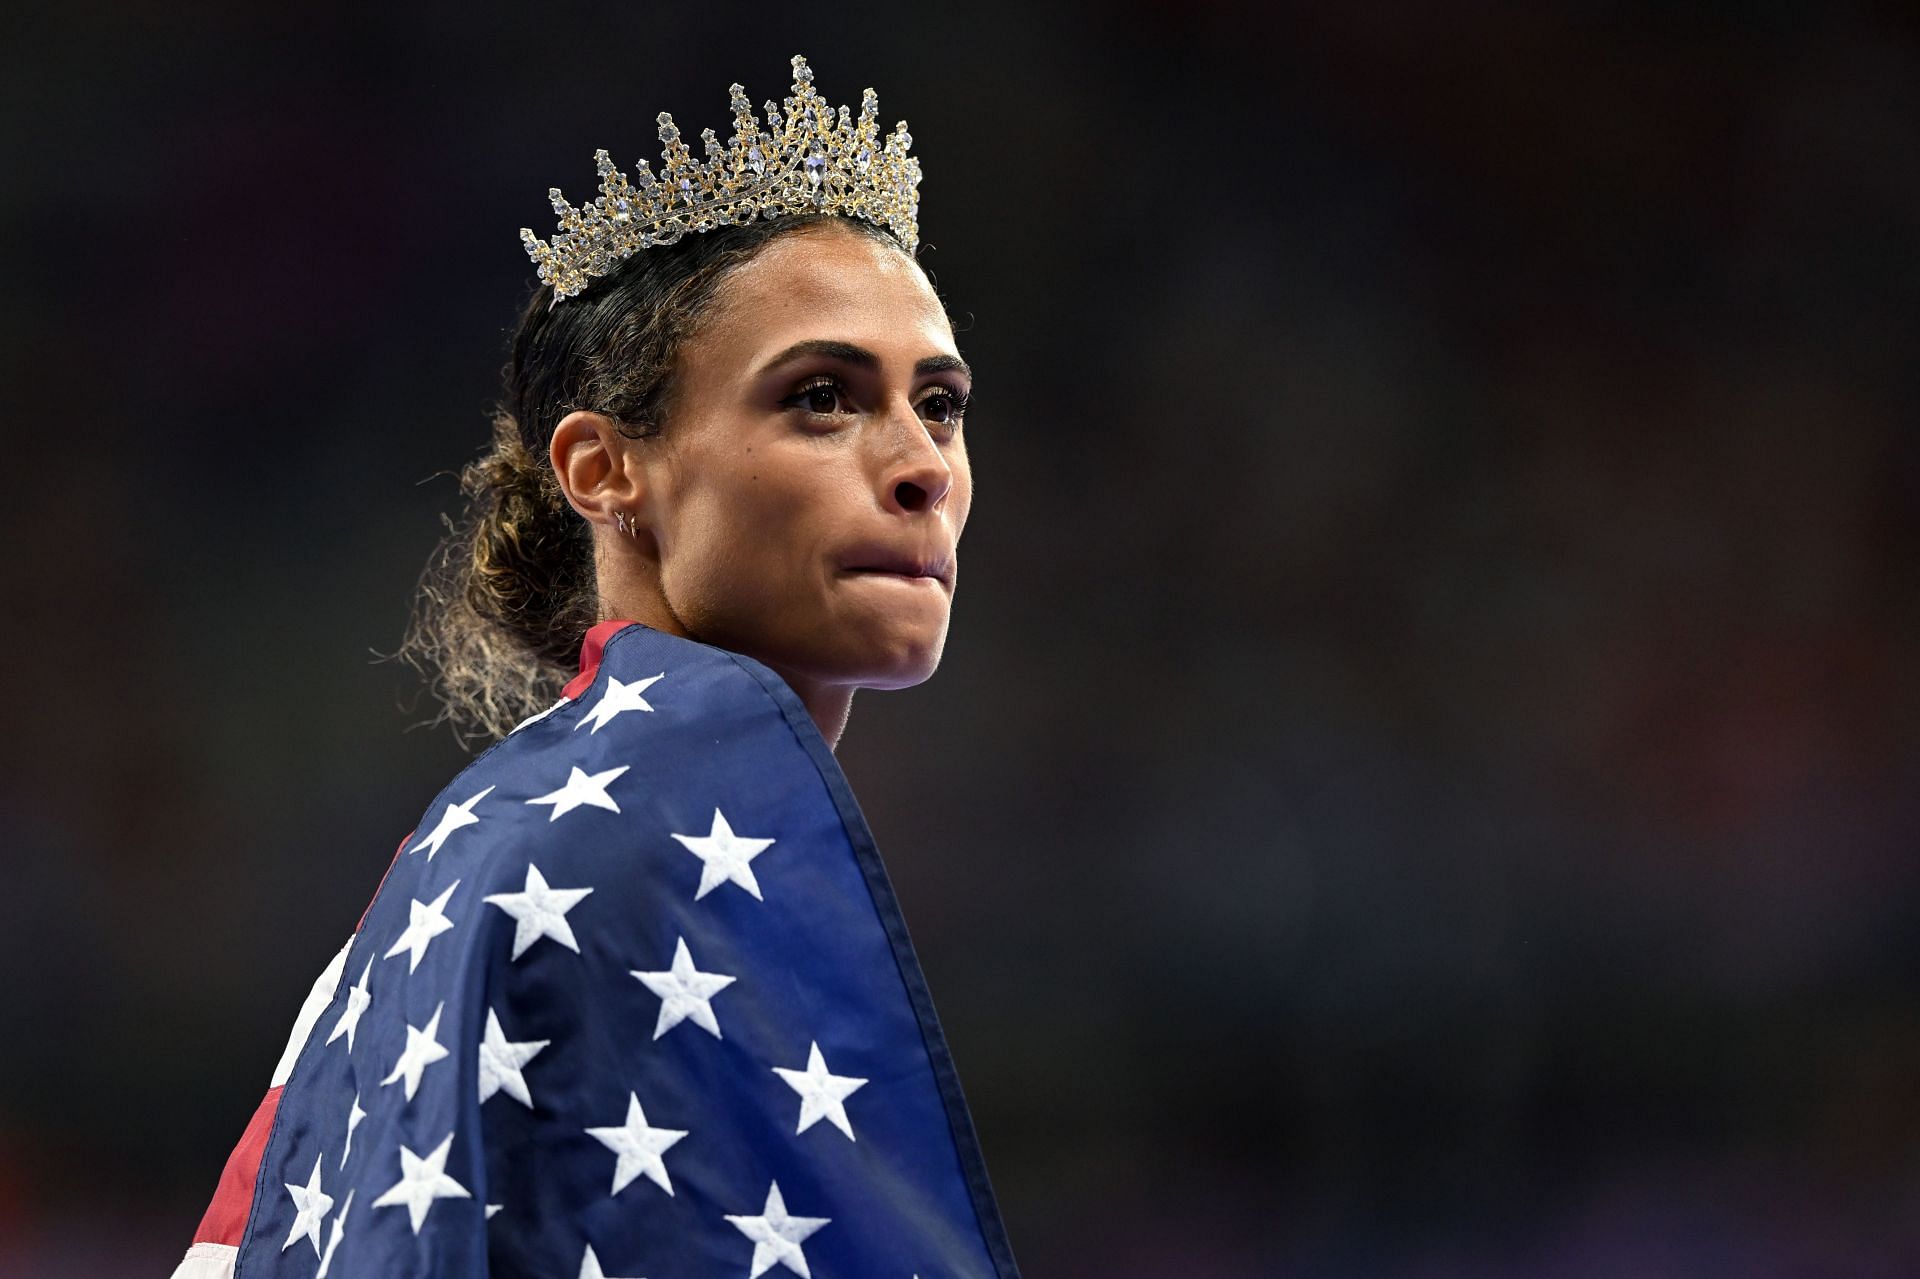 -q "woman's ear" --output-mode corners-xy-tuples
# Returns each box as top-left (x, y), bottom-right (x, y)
(550, 411), (645, 531)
